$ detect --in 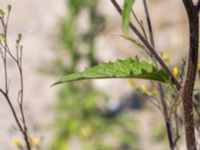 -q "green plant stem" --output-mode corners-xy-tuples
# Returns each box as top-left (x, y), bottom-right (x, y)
(181, 0), (199, 150)
(158, 84), (174, 150)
